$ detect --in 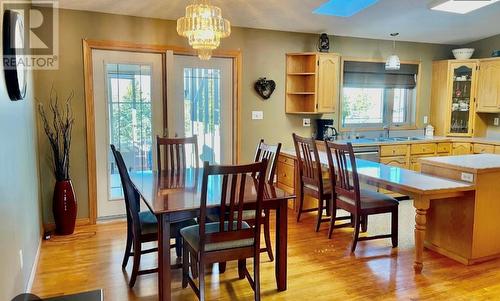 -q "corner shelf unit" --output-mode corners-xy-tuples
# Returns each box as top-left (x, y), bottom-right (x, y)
(285, 52), (340, 114)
